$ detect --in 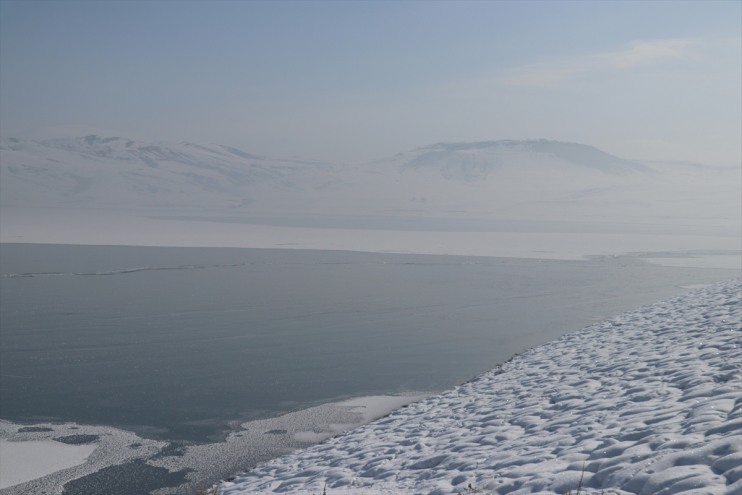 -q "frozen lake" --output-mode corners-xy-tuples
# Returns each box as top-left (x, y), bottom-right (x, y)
(0, 243), (737, 494)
